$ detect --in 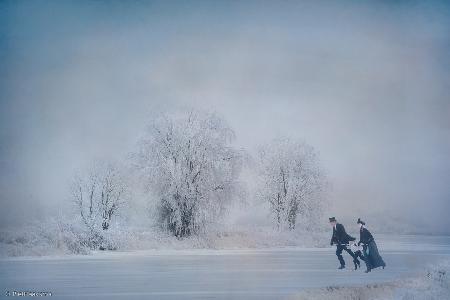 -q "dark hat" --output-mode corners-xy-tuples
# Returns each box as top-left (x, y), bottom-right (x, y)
(357, 218), (365, 225)
(329, 217), (336, 222)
